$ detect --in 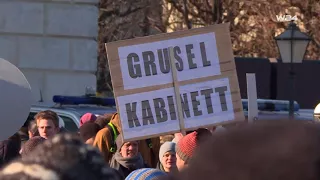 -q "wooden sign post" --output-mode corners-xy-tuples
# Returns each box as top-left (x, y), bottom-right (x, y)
(246, 73), (258, 123)
(105, 23), (245, 141)
(169, 47), (186, 136)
